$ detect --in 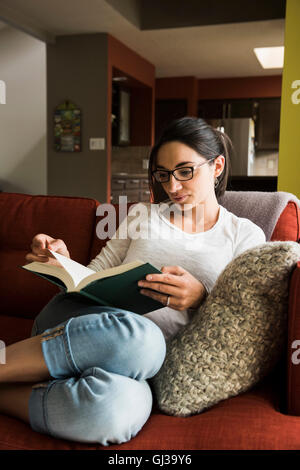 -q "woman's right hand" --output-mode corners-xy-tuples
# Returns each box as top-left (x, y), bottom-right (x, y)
(25, 233), (70, 266)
